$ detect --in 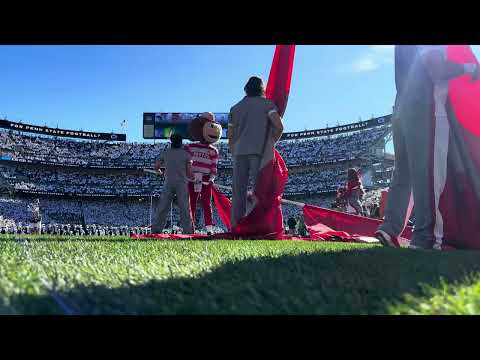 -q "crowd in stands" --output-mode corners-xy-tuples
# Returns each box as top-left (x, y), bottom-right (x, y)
(216, 127), (387, 167)
(277, 127), (387, 165)
(1, 130), (168, 168)
(0, 221), (151, 236)
(216, 167), (347, 195)
(1, 163), (356, 197)
(0, 196), (226, 234)
(0, 164), (163, 196)
(1, 126), (387, 169)
(0, 123), (391, 234)
(0, 189), (383, 236)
